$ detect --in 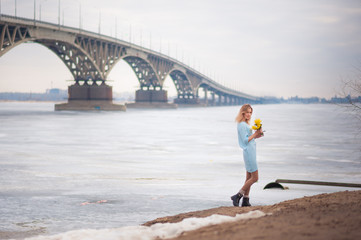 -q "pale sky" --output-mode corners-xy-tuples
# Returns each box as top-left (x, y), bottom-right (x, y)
(0, 0), (361, 98)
